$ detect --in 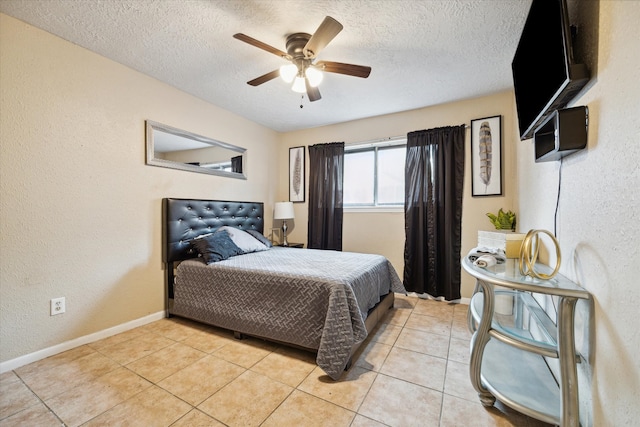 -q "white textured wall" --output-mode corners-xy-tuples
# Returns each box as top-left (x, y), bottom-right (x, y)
(516, 2), (640, 425)
(279, 91), (518, 298)
(0, 14), (279, 364)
